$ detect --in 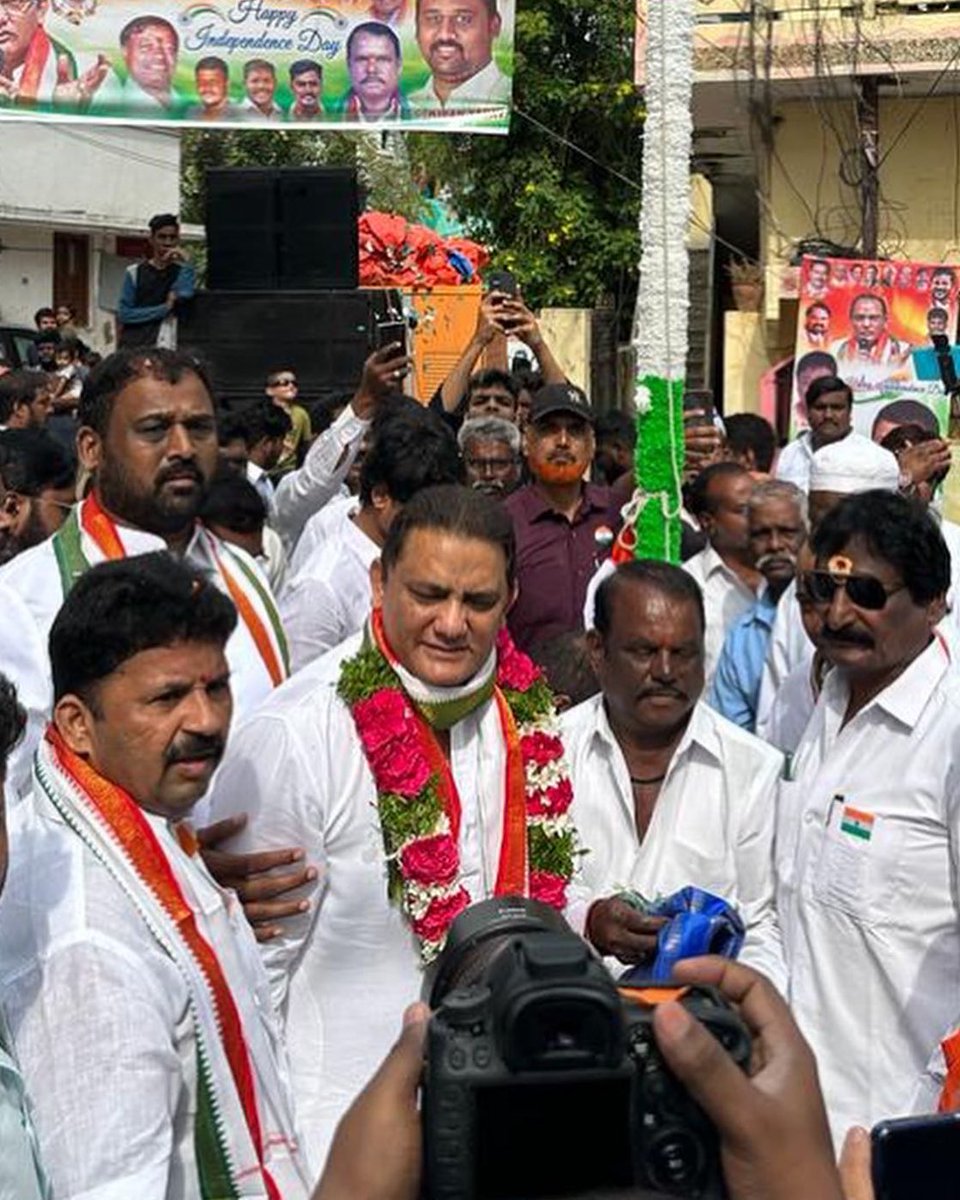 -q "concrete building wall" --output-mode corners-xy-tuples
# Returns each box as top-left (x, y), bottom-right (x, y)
(764, 95), (960, 296)
(0, 124), (181, 350)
